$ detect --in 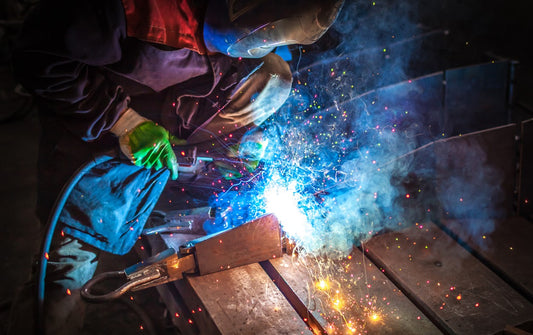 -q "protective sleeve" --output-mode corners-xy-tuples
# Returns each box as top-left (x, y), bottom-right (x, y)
(12, 0), (130, 141)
